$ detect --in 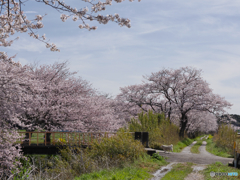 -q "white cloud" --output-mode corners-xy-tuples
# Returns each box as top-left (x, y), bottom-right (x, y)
(7, 37), (45, 53)
(24, 11), (38, 14)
